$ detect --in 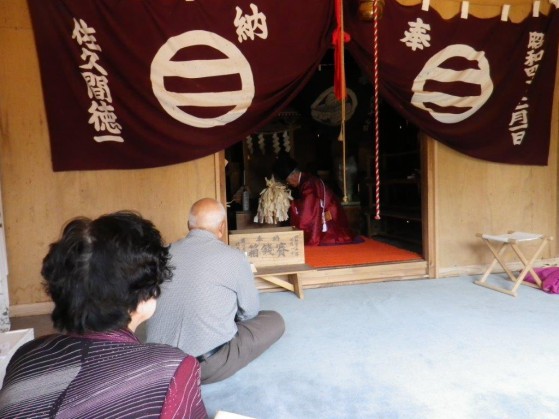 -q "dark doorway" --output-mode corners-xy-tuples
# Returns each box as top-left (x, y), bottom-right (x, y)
(225, 50), (423, 255)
